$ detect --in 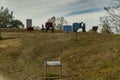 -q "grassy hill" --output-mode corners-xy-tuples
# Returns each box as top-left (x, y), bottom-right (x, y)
(0, 31), (120, 80)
